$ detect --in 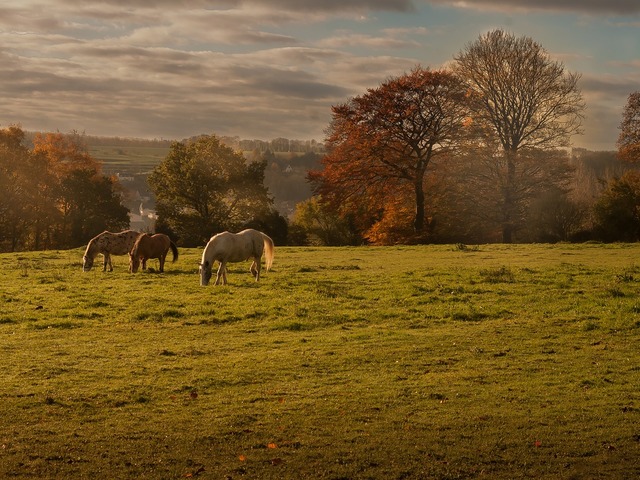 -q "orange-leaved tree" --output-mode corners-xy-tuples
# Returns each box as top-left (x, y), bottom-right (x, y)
(32, 132), (129, 247)
(617, 91), (640, 163)
(309, 67), (469, 244)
